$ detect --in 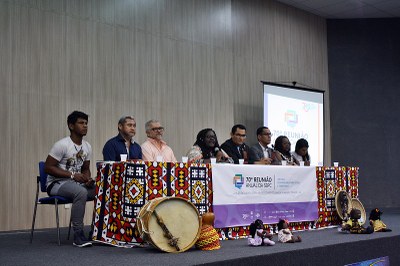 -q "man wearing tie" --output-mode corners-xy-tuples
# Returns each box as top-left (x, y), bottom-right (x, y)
(220, 124), (250, 164)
